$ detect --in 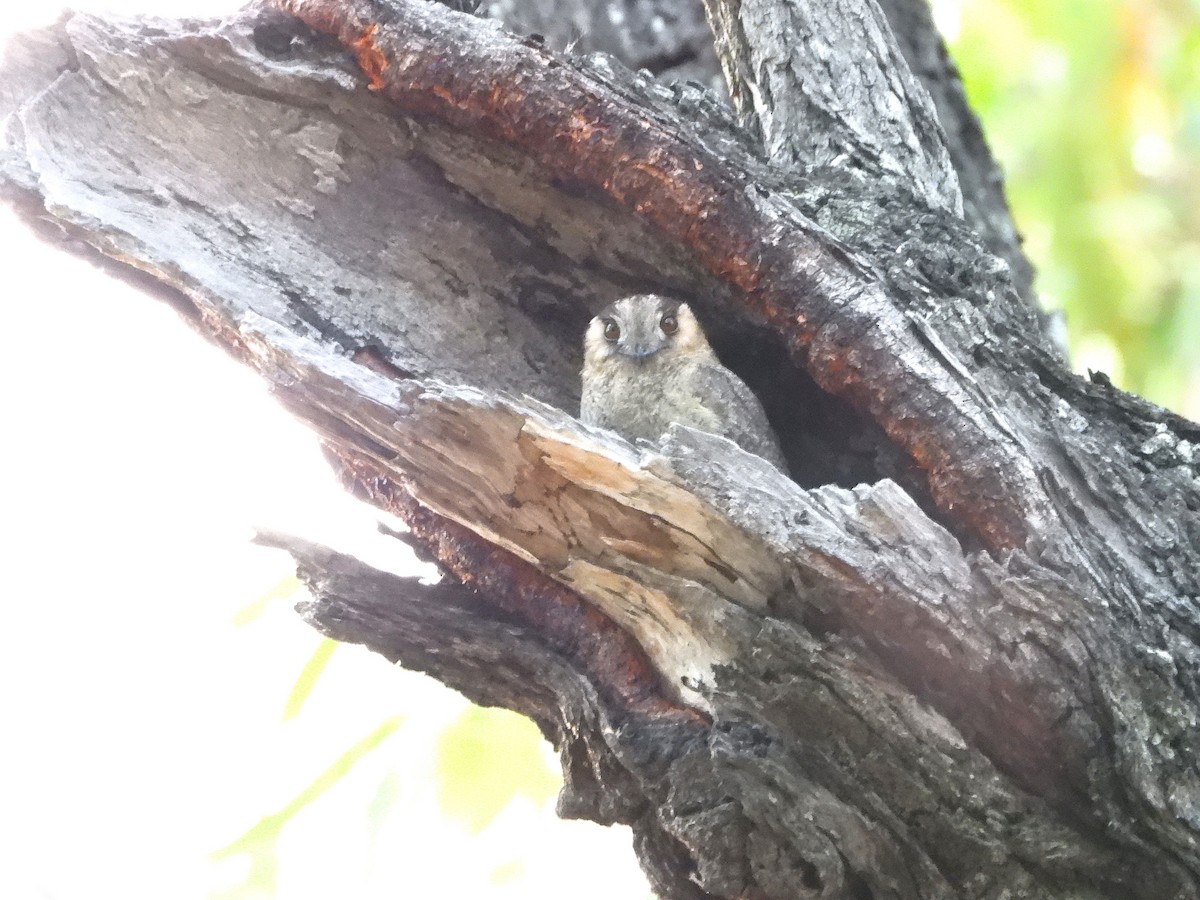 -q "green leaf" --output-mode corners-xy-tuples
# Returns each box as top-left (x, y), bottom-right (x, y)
(434, 705), (560, 834)
(489, 858), (526, 886)
(281, 638), (338, 721)
(231, 575), (304, 626)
